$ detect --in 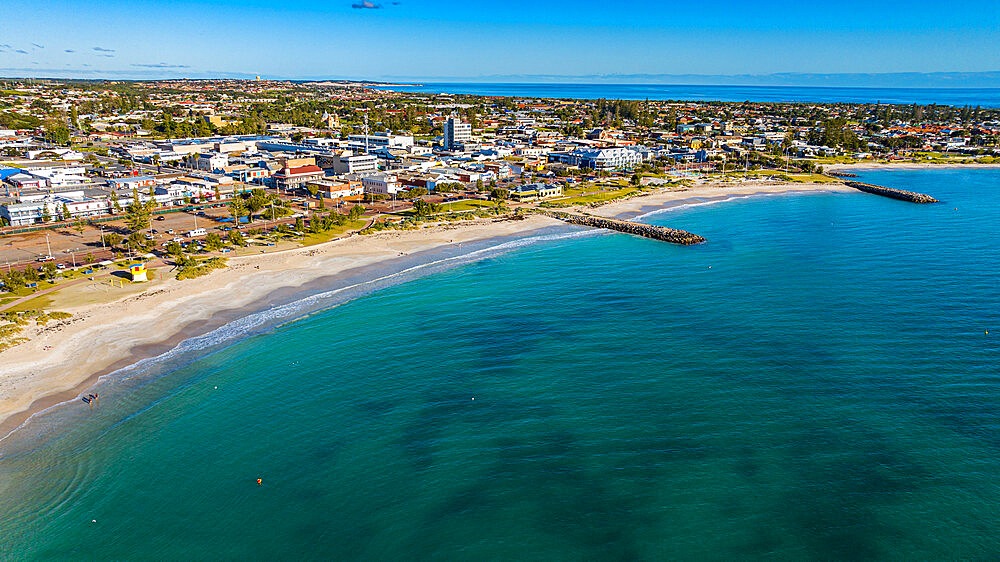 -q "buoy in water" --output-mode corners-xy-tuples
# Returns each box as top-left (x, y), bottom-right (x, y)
(257, 478), (262, 486)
